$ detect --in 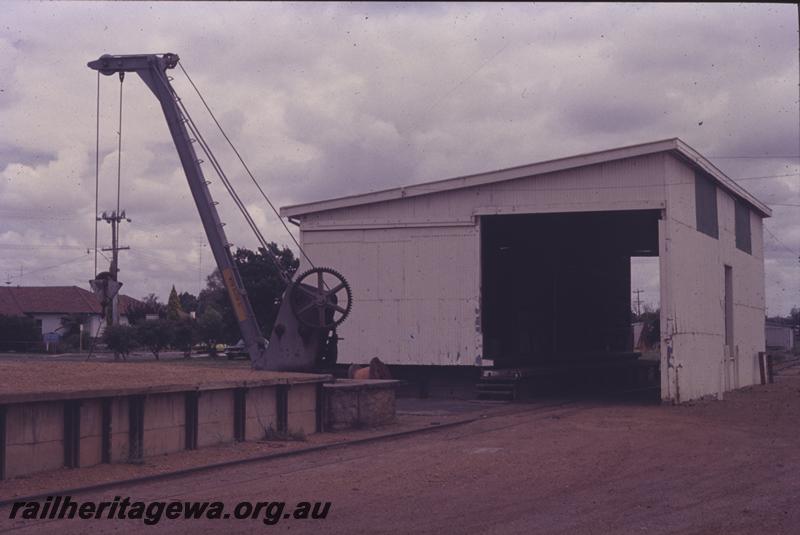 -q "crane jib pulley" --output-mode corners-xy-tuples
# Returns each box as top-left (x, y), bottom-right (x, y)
(88, 53), (351, 372)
